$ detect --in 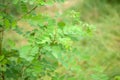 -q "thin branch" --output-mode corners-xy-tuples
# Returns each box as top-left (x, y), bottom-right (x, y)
(0, 28), (3, 55)
(17, 5), (38, 21)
